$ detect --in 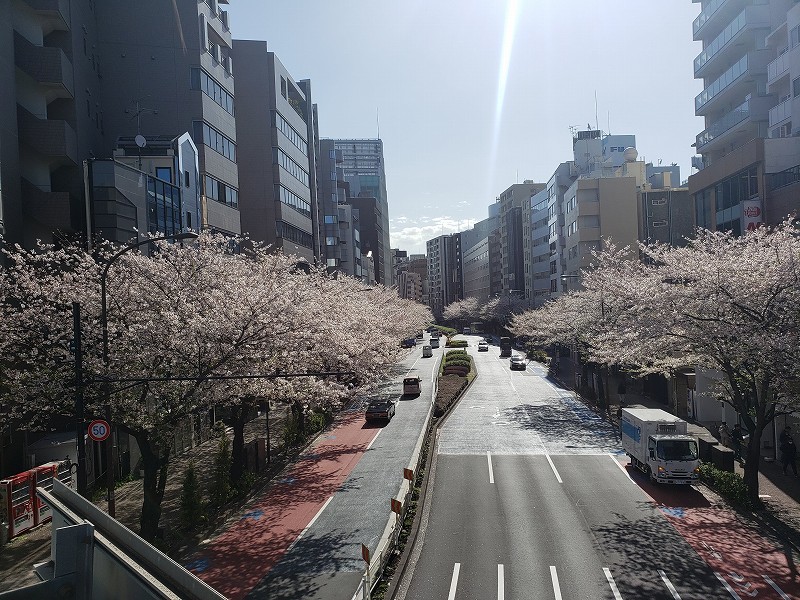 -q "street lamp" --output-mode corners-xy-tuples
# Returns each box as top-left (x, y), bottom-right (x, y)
(99, 230), (198, 516)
